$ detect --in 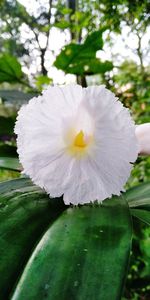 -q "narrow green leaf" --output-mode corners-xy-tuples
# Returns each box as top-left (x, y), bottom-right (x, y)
(0, 178), (65, 299)
(0, 157), (21, 171)
(125, 182), (150, 208)
(12, 197), (132, 300)
(125, 183), (150, 226)
(131, 209), (150, 226)
(0, 177), (33, 194)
